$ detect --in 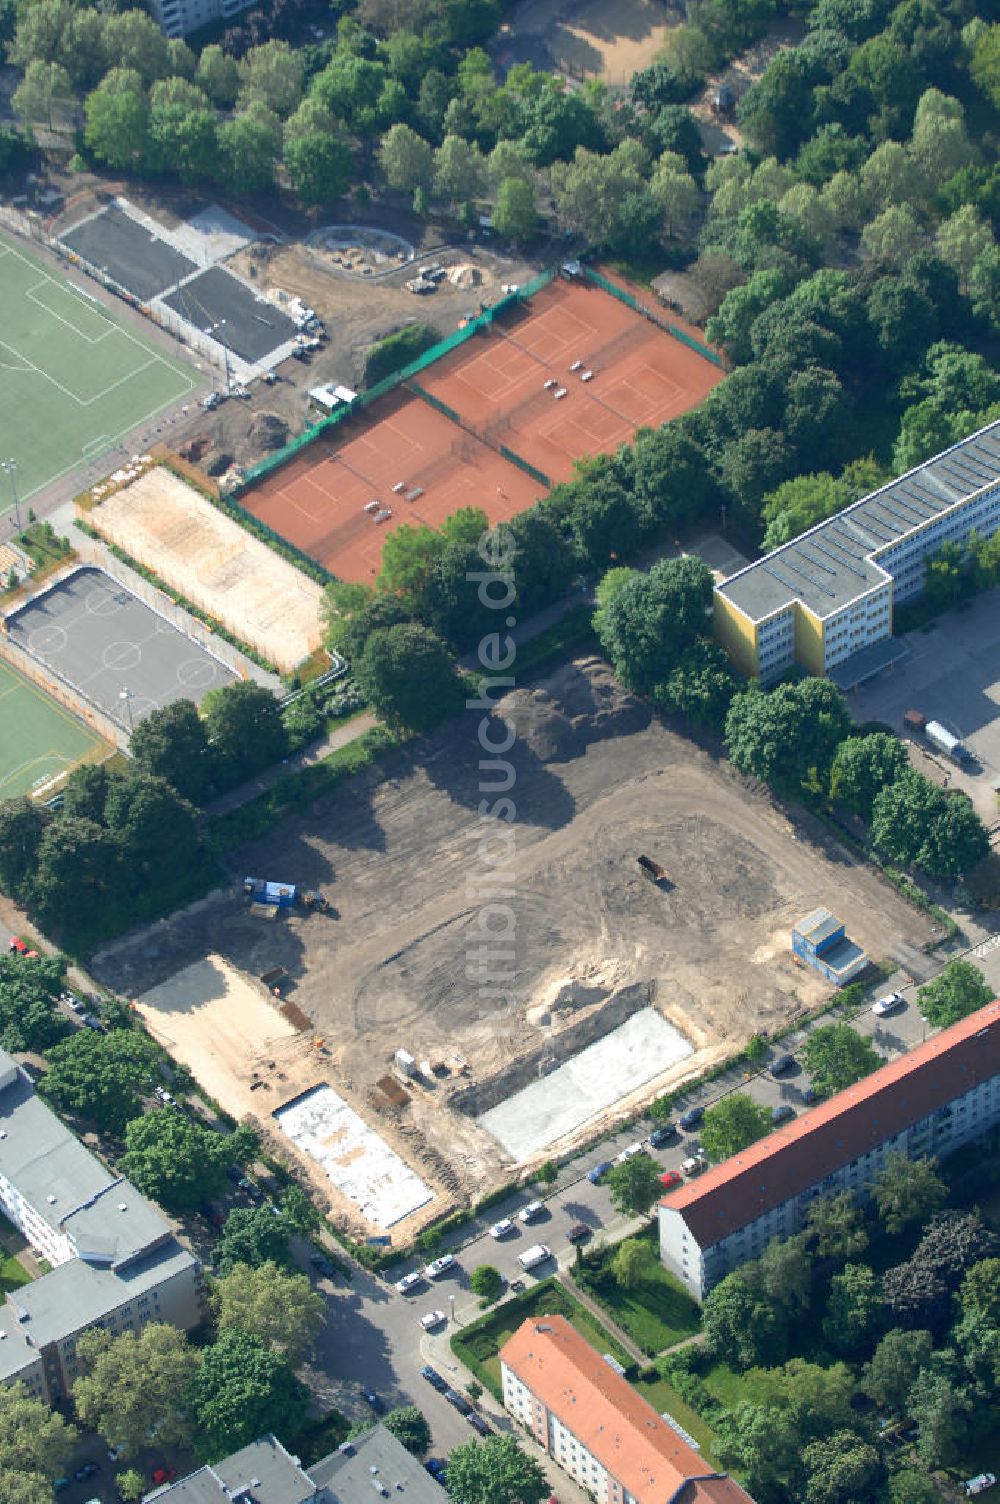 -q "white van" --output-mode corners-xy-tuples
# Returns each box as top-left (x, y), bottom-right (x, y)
(517, 1244), (552, 1272)
(681, 1155), (707, 1177)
